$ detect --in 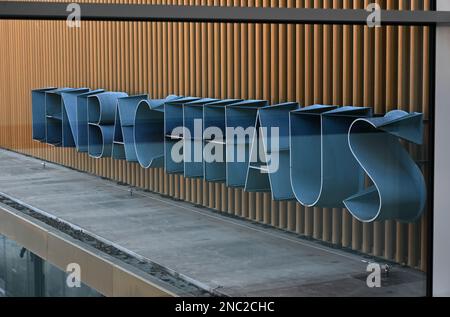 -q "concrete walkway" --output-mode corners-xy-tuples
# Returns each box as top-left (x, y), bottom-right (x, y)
(0, 149), (425, 296)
